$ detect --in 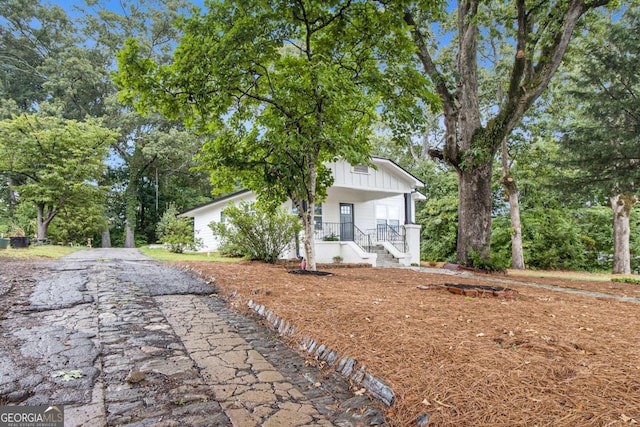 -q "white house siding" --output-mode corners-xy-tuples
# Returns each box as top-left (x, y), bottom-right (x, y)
(181, 157), (424, 265)
(328, 159), (415, 194)
(189, 192), (256, 252)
